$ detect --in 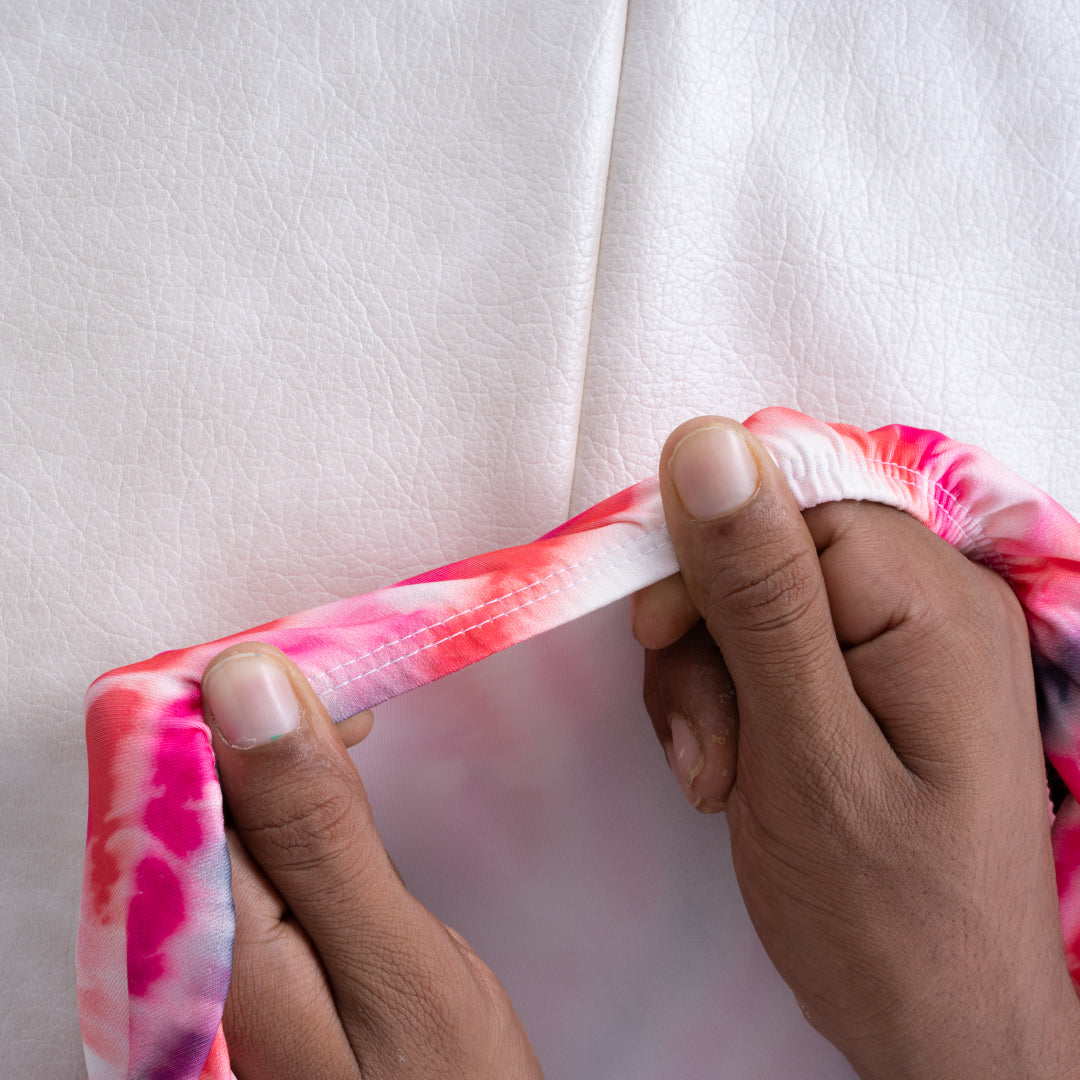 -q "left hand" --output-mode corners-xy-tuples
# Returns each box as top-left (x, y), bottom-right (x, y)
(201, 641), (543, 1079)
